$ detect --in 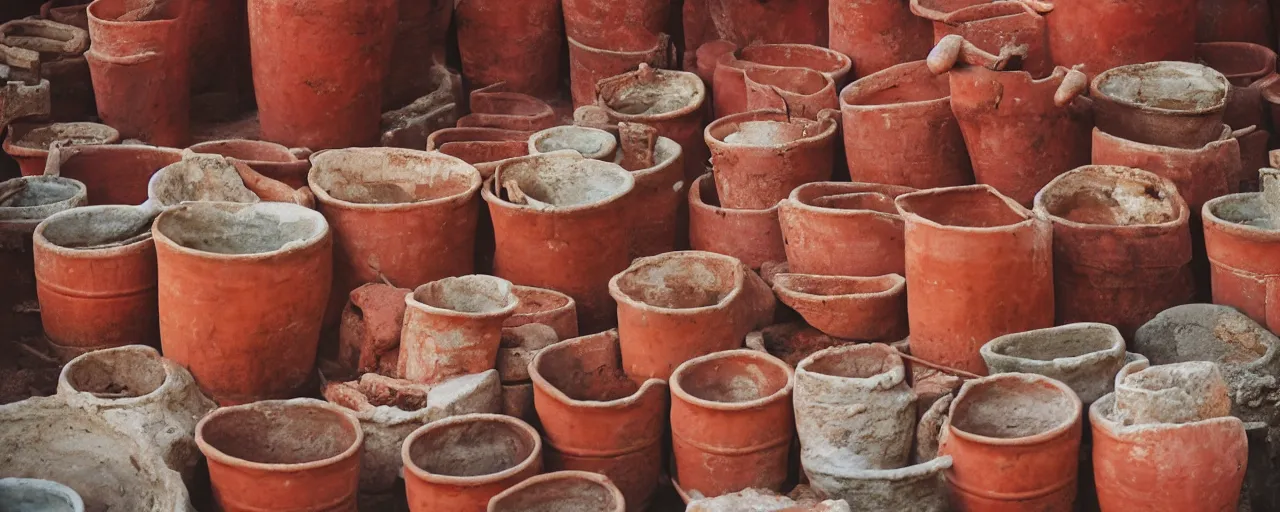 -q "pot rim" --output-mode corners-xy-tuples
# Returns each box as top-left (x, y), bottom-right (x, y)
(911, 0), (1045, 24)
(86, 0), (181, 26)
(608, 250), (748, 315)
(188, 139), (308, 165)
(595, 67), (707, 122)
(567, 33), (669, 58)
(980, 323), (1127, 372)
(738, 43), (853, 81)
(895, 184), (1040, 233)
(400, 413), (542, 486)
(1089, 392), (1246, 437)
(528, 330), (668, 410)
(509, 285), (577, 324)
(487, 470), (625, 512)
(772, 273), (905, 303)
(669, 349), (795, 411)
(742, 65), (835, 98)
(1202, 191), (1280, 240)
(1032, 165), (1191, 231)
(481, 151), (636, 213)
(1090, 61), (1229, 117)
(783, 181), (915, 220)
(404, 275), (519, 320)
(616, 135), (682, 179)
(527, 125), (618, 161)
(794, 342), (907, 388)
(946, 373), (1083, 446)
(33, 204), (155, 258)
(427, 127), (532, 149)
(840, 60), (950, 112)
(0, 175), (88, 222)
(1194, 42), (1278, 83)
(195, 398), (364, 472)
(0, 477), (85, 511)
(151, 201), (330, 261)
(3, 122), (119, 158)
(689, 173), (781, 215)
(1093, 126), (1237, 156)
(56, 345), (173, 407)
(307, 148), (482, 212)
(704, 109), (839, 149)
